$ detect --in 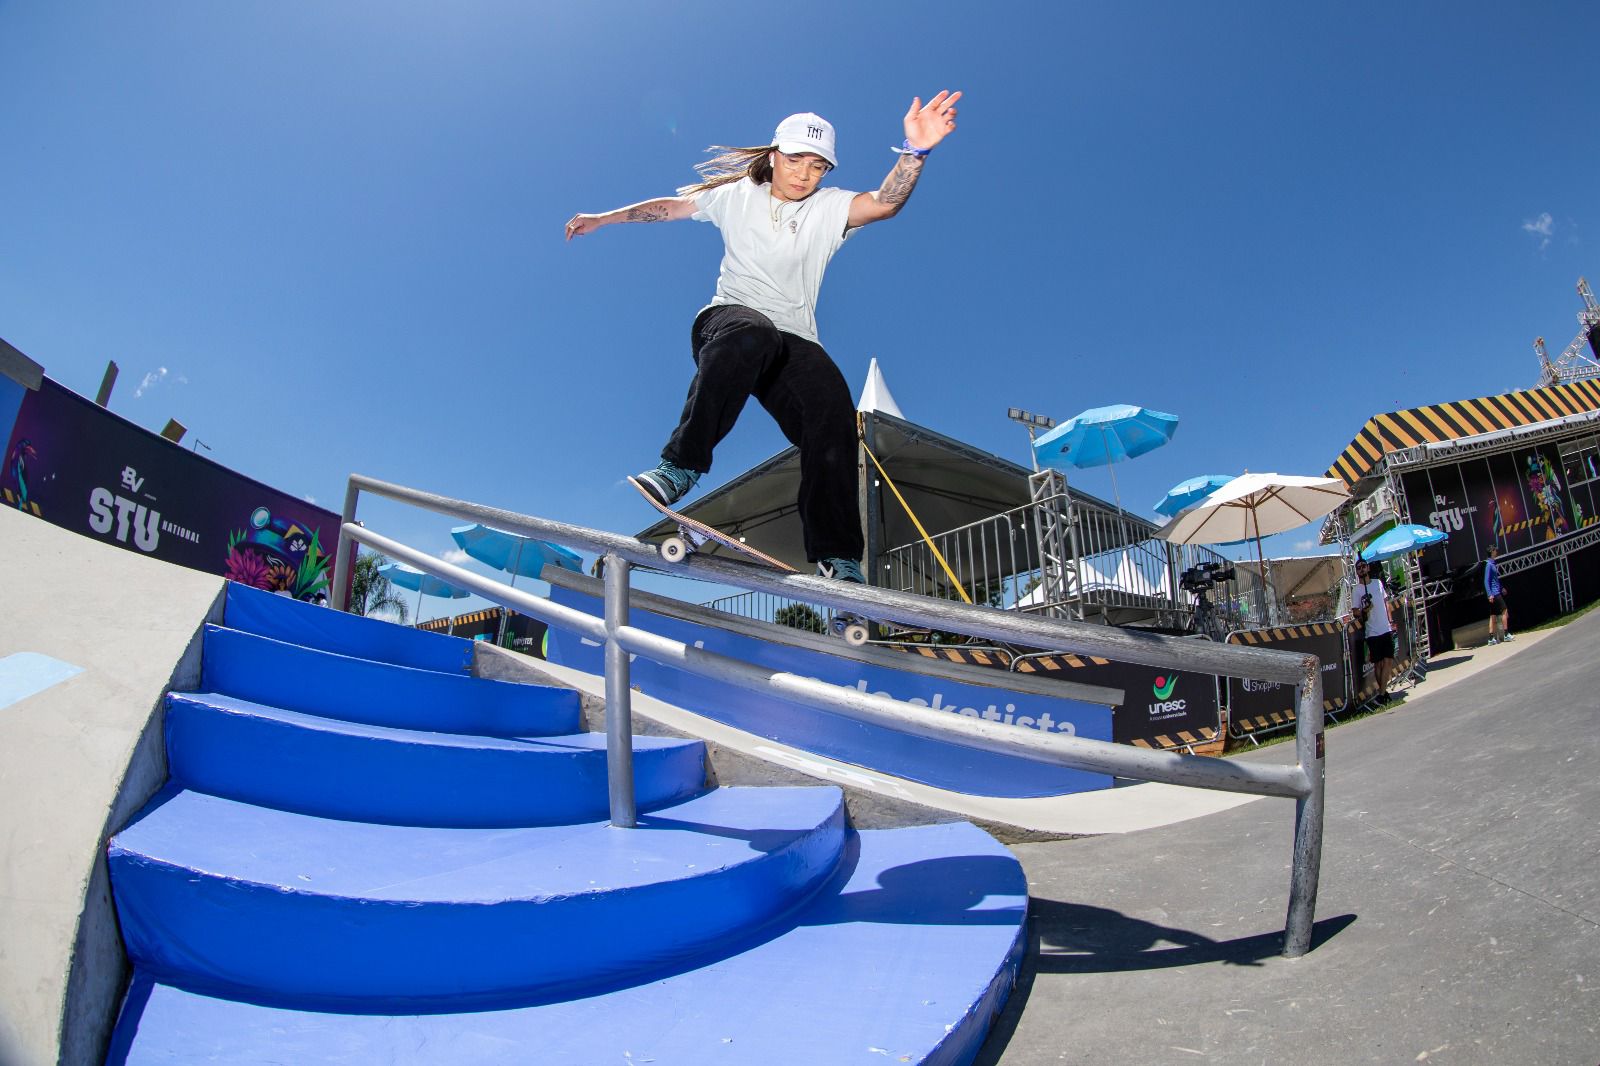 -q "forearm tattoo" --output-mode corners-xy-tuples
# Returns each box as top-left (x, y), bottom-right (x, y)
(623, 204), (670, 223)
(877, 154), (925, 209)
